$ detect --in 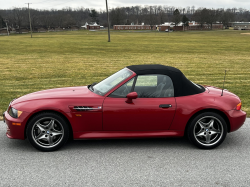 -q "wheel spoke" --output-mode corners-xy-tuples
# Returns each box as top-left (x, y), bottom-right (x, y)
(36, 123), (45, 132)
(198, 121), (206, 129)
(35, 133), (46, 141)
(210, 129), (221, 135)
(47, 135), (53, 145)
(205, 134), (211, 143)
(46, 120), (55, 130)
(51, 131), (63, 136)
(208, 119), (215, 129)
(196, 131), (205, 137)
